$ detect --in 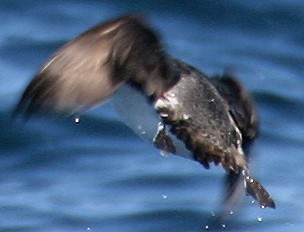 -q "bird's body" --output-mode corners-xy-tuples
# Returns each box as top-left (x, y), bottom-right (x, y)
(14, 14), (275, 209)
(112, 82), (193, 159)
